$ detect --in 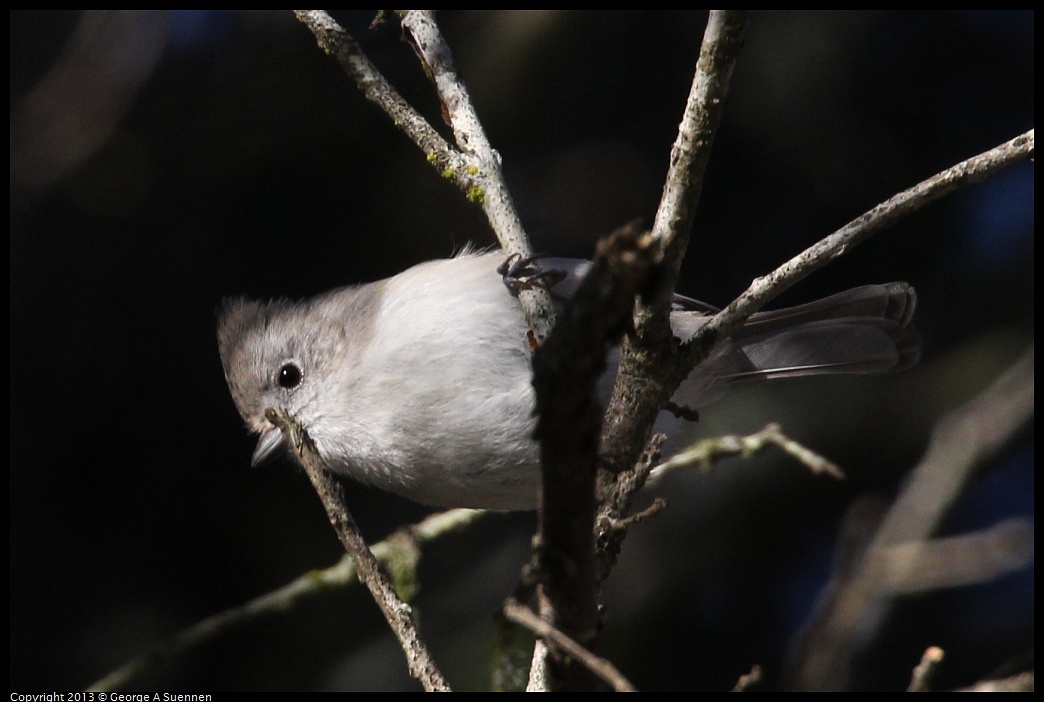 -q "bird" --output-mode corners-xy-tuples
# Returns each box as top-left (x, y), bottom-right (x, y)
(217, 250), (919, 510)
